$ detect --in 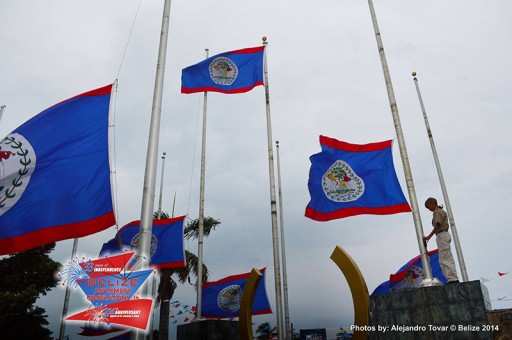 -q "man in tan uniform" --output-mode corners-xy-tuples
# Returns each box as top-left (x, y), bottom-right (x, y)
(423, 197), (459, 284)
